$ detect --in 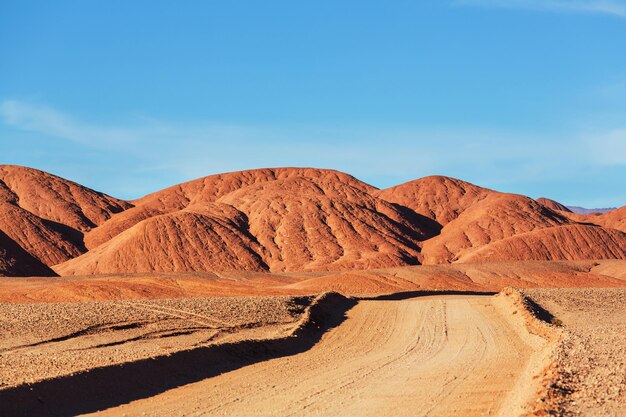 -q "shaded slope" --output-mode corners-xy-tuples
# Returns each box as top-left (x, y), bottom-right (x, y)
(0, 165), (130, 232)
(218, 175), (427, 271)
(375, 175), (494, 225)
(421, 193), (571, 264)
(557, 206), (626, 234)
(0, 165), (132, 269)
(0, 180), (84, 265)
(0, 230), (57, 277)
